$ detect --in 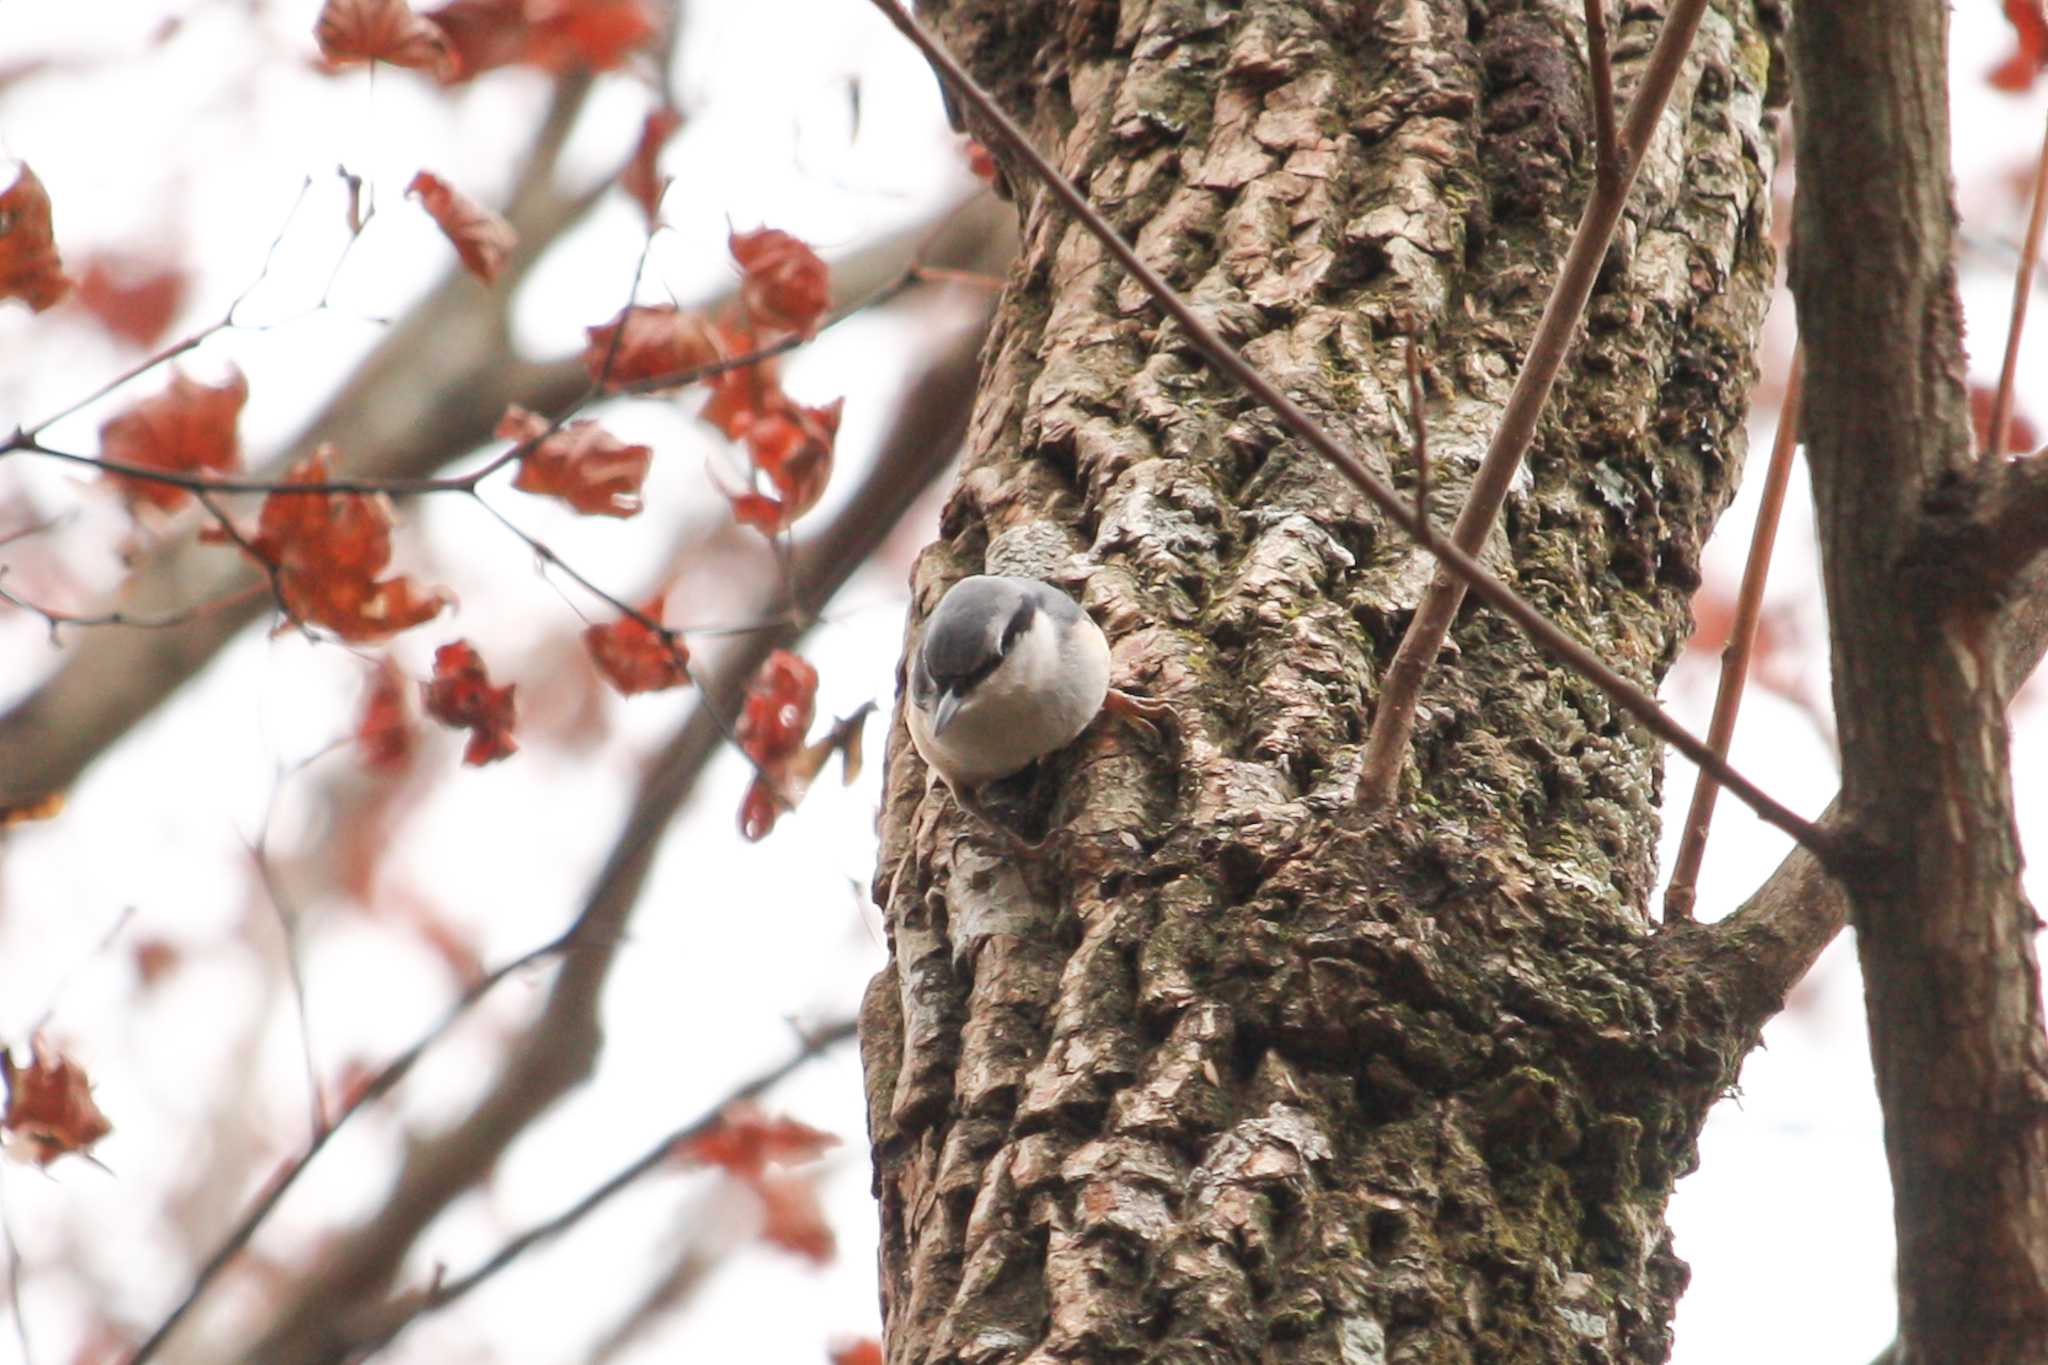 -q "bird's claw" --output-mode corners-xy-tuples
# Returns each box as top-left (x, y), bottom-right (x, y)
(1104, 687), (1179, 748)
